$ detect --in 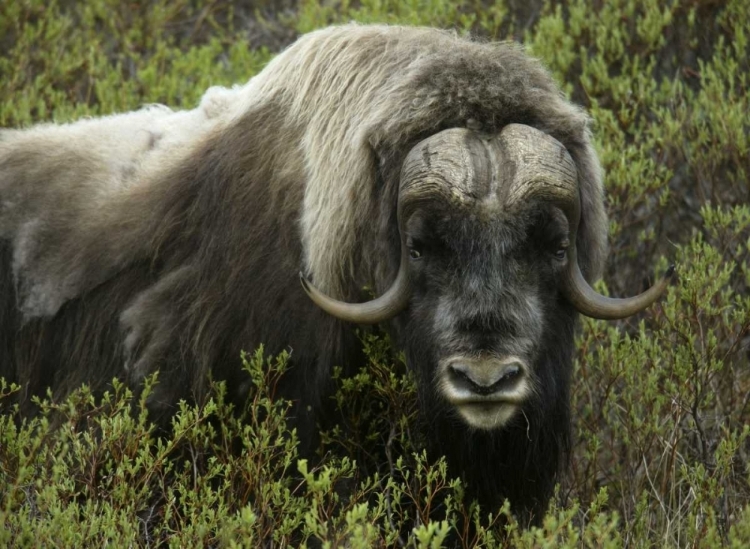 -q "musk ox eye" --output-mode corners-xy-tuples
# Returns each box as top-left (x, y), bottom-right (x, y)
(553, 240), (569, 261)
(406, 236), (424, 260)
